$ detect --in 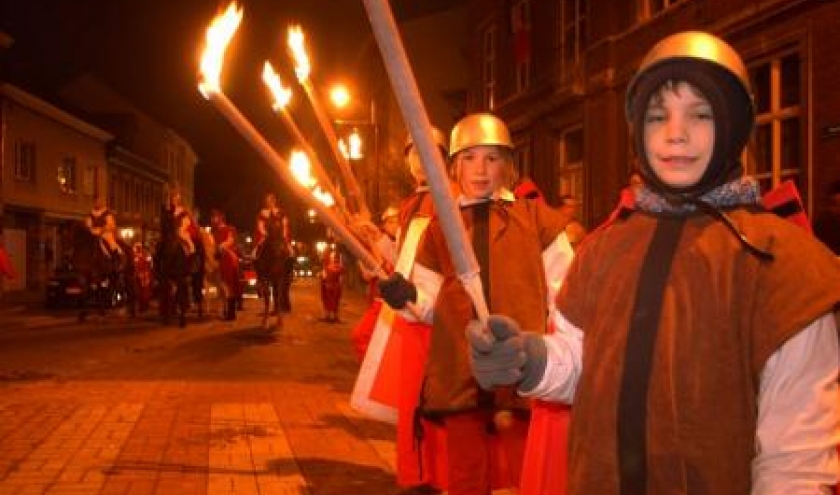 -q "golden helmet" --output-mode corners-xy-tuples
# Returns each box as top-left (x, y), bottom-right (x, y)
(404, 126), (448, 156)
(449, 113), (513, 157)
(625, 31), (752, 121)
